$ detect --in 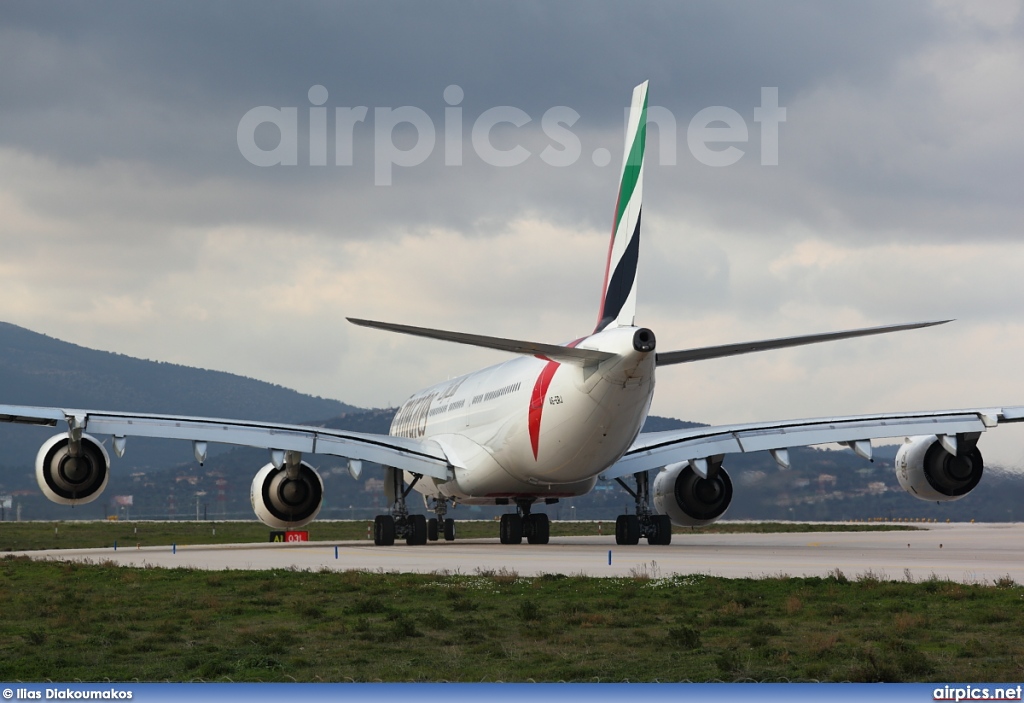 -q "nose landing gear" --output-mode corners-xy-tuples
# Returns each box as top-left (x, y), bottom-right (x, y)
(427, 497), (457, 542)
